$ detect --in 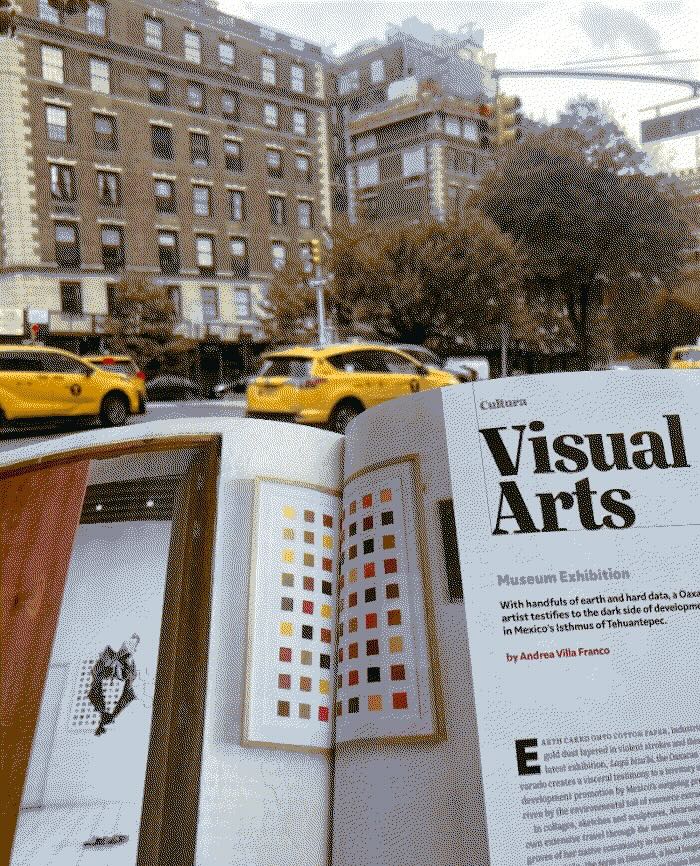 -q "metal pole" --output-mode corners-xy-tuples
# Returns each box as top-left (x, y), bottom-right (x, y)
(315, 263), (327, 345)
(494, 75), (509, 379)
